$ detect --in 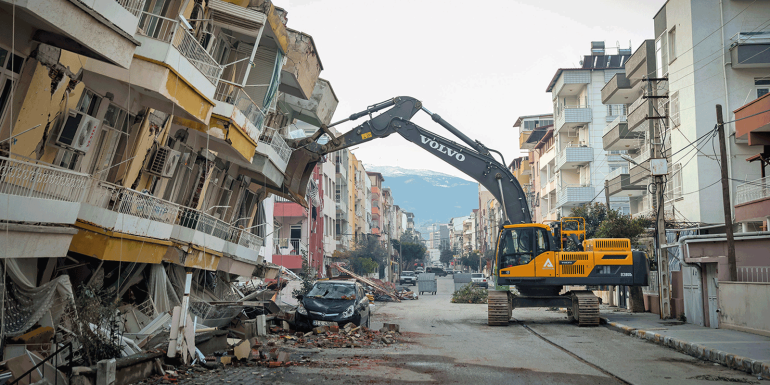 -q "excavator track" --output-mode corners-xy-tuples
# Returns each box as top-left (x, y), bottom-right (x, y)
(488, 290), (511, 326)
(568, 291), (600, 327)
